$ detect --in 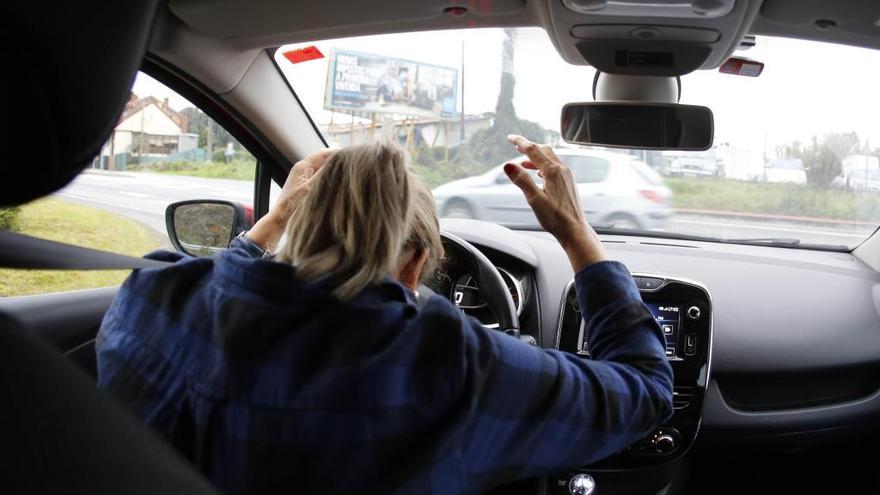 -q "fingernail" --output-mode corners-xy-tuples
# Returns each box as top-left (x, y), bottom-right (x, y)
(503, 163), (516, 175)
